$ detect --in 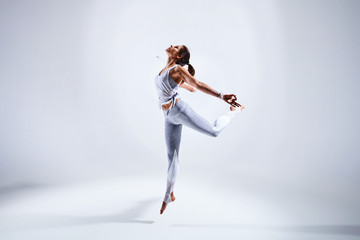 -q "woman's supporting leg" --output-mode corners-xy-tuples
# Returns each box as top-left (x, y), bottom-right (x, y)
(174, 102), (239, 137)
(163, 119), (183, 204)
